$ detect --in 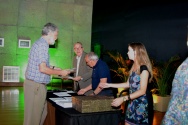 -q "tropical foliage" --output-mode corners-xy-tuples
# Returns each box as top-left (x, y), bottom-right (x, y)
(106, 51), (132, 82)
(151, 55), (181, 96)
